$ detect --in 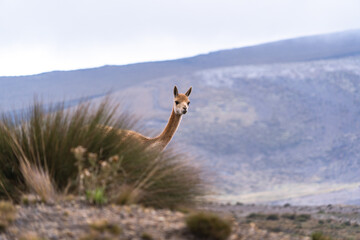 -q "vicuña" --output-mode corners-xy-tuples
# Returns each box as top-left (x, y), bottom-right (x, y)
(114, 86), (192, 151)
